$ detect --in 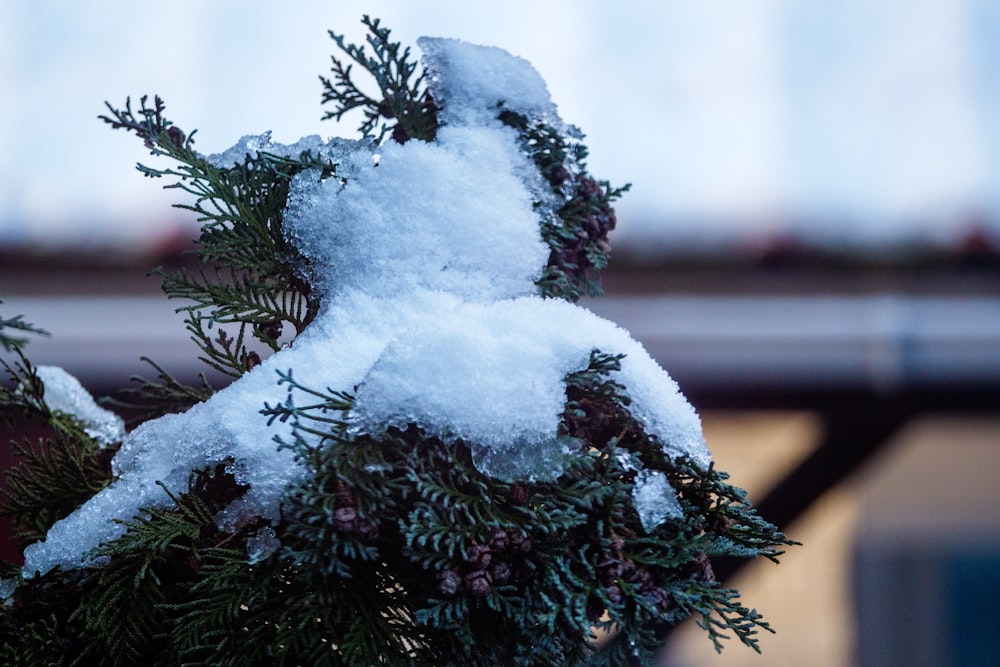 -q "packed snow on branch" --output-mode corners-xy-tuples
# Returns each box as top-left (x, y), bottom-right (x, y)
(34, 366), (125, 446)
(21, 37), (709, 578)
